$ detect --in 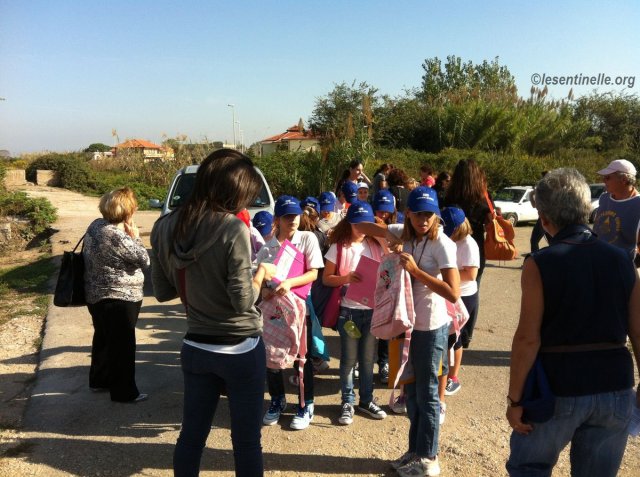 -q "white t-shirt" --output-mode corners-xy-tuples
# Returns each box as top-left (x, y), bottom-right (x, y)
(325, 239), (381, 310)
(456, 235), (480, 296)
(388, 224), (458, 331)
(256, 231), (324, 290)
